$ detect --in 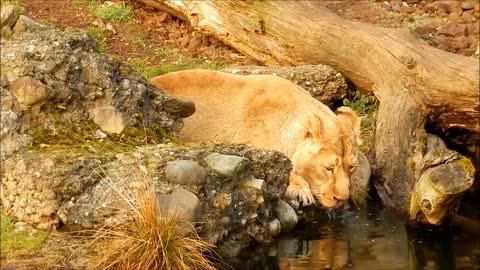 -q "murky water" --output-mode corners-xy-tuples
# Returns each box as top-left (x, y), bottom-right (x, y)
(226, 202), (480, 270)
